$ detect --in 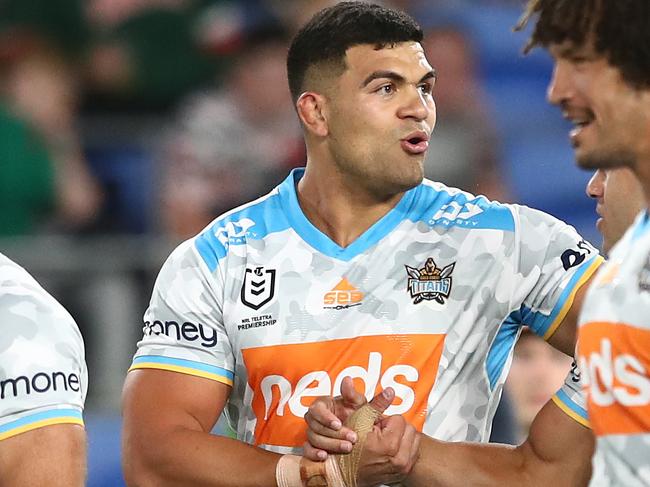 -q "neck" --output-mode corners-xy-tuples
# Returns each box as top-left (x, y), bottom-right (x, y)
(634, 154), (650, 210)
(296, 163), (405, 248)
